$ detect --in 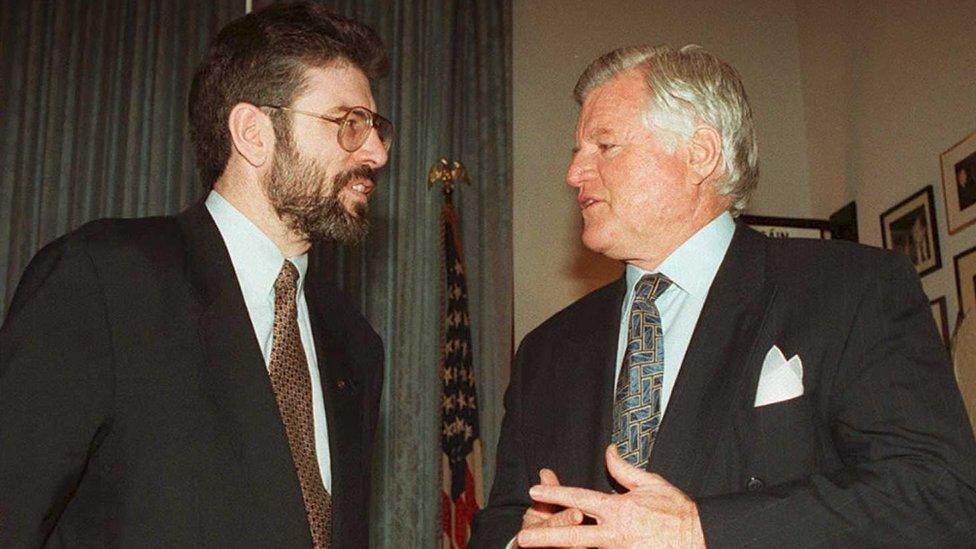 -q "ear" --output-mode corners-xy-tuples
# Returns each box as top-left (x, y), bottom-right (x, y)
(228, 103), (276, 168)
(687, 124), (723, 185)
